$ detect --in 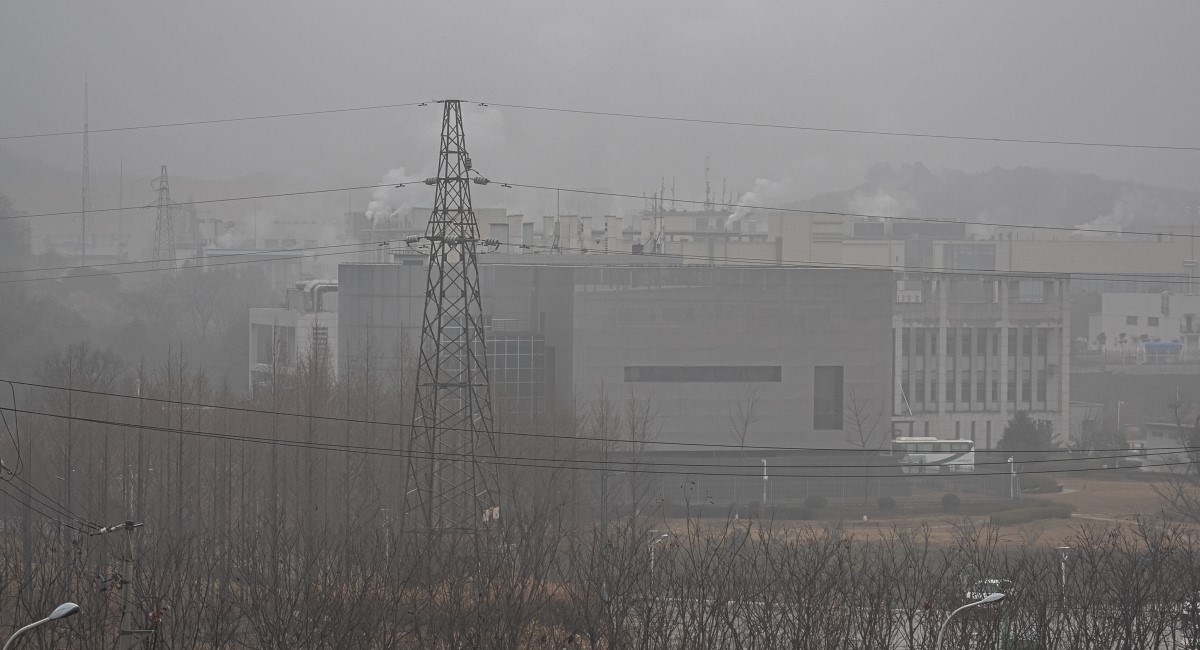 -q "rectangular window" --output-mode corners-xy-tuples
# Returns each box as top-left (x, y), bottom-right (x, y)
(1037, 329), (1049, 356)
(1022, 373), (1032, 402)
(991, 330), (999, 355)
(813, 366), (844, 430)
(947, 330), (957, 358)
(1037, 370), (1047, 403)
(1023, 328), (1033, 355)
(916, 330), (926, 356)
(624, 365), (782, 382)
(945, 381), (956, 404)
(1017, 280), (1045, 303)
(914, 371), (925, 403)
(976, 371), (986, 404)
(1149, 317), (1160, 327)
(1127, 315), (1138, 326)
(1008, 329), (1017, 356)
(902, 329), (910, 356)
(962, 329), (973, 356)
(961, 378), (971, 404)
